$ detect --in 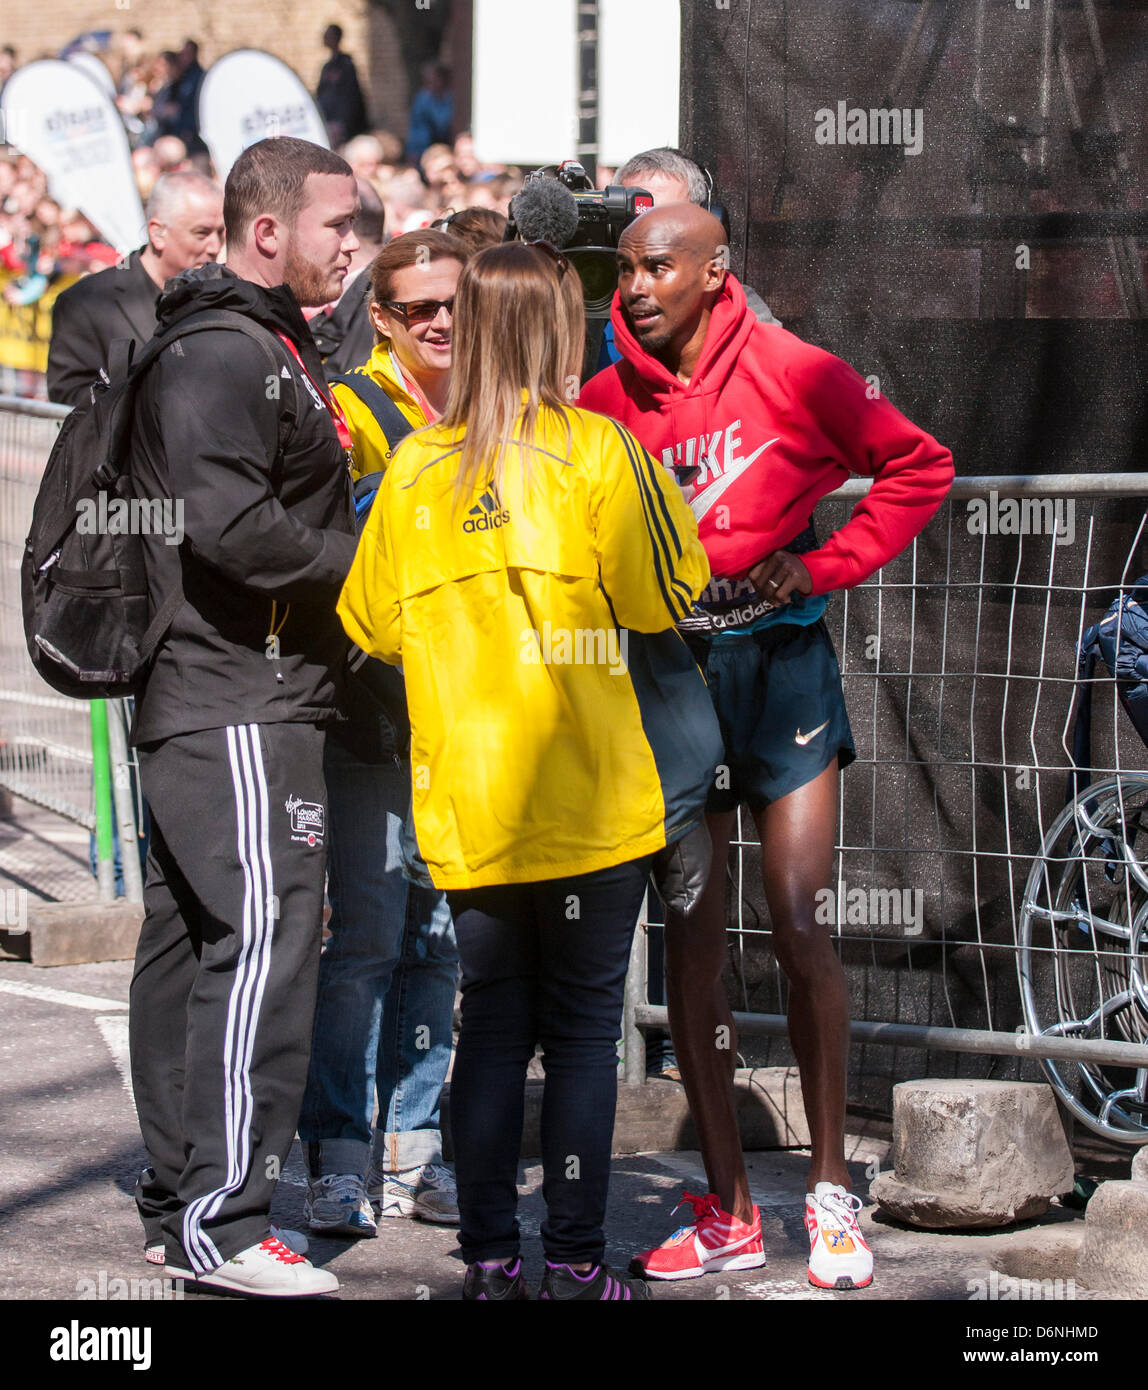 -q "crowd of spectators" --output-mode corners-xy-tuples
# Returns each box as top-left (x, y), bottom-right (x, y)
(0, 24), (594, 308)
